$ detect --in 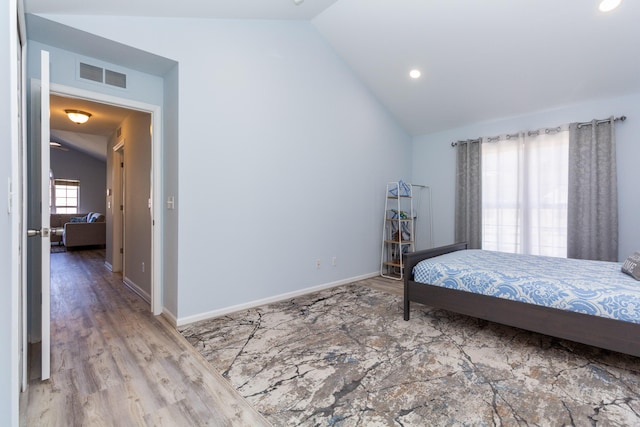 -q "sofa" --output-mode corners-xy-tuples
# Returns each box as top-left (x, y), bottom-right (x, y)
(51, 212), (106, 249)
(50, 213), (87, 245)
